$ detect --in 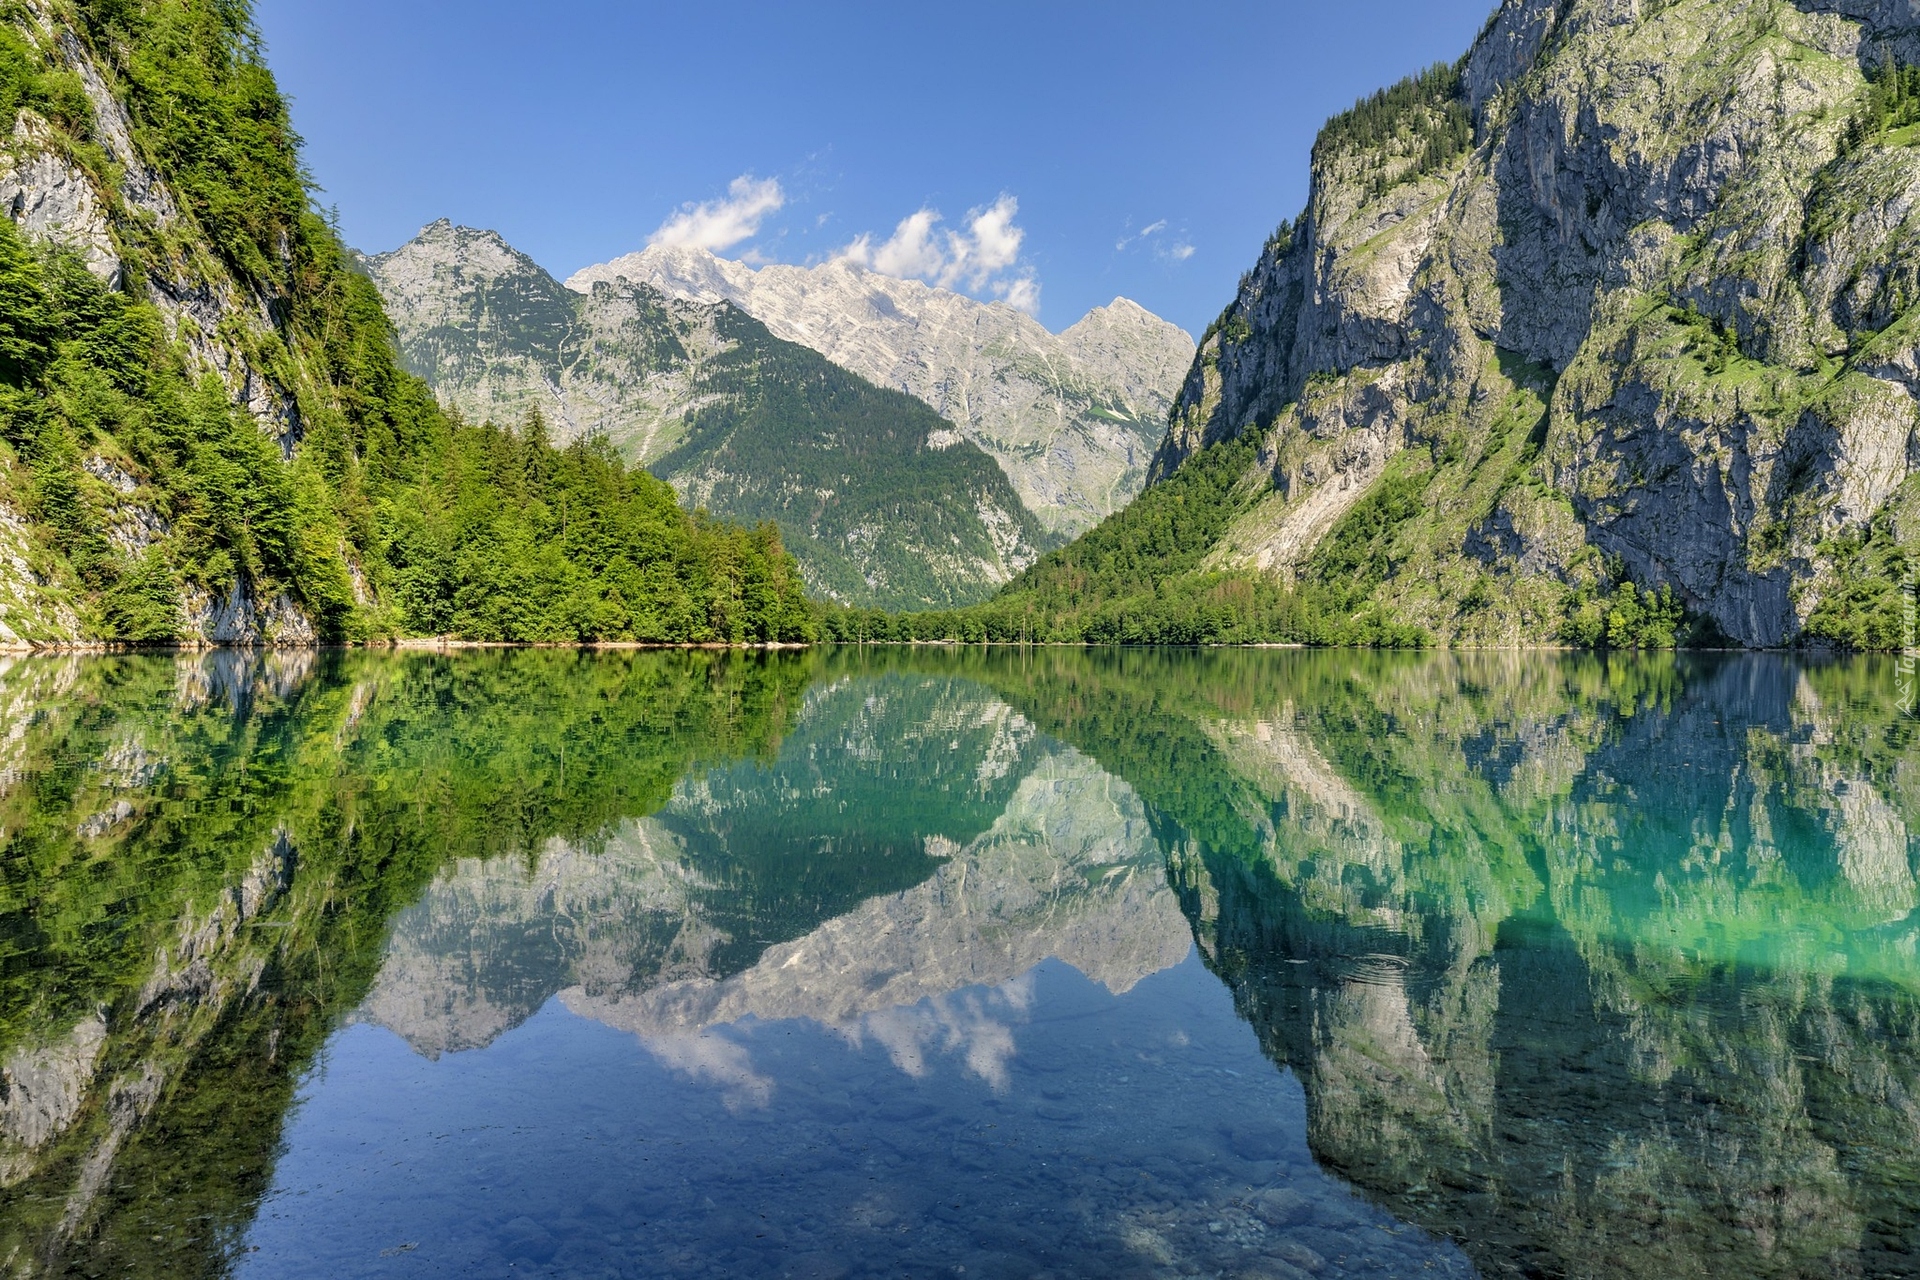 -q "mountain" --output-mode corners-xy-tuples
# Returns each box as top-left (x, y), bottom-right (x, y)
(959, 0), (1920, 650)
(569, 245), (1196, 539)
(367, 222), (1051, 610)
(0, 1), (810, 646)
